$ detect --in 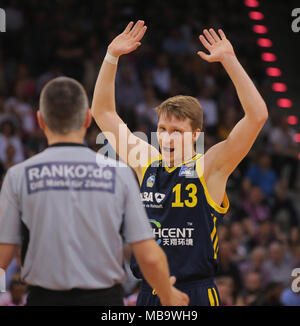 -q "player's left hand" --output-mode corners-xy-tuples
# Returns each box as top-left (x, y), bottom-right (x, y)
(107, 20), (147, 58)
(159, 276), (190, 306)
(197, 28), (235, 63)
